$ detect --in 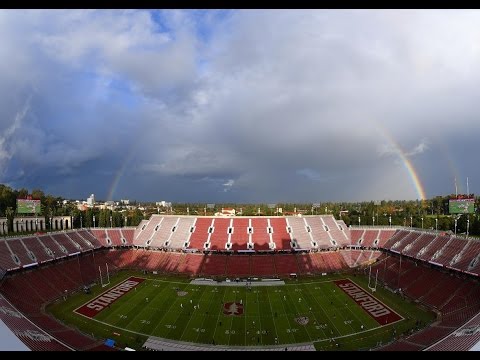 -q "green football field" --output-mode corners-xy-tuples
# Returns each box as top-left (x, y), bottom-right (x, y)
(48, 271), (435, 351)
